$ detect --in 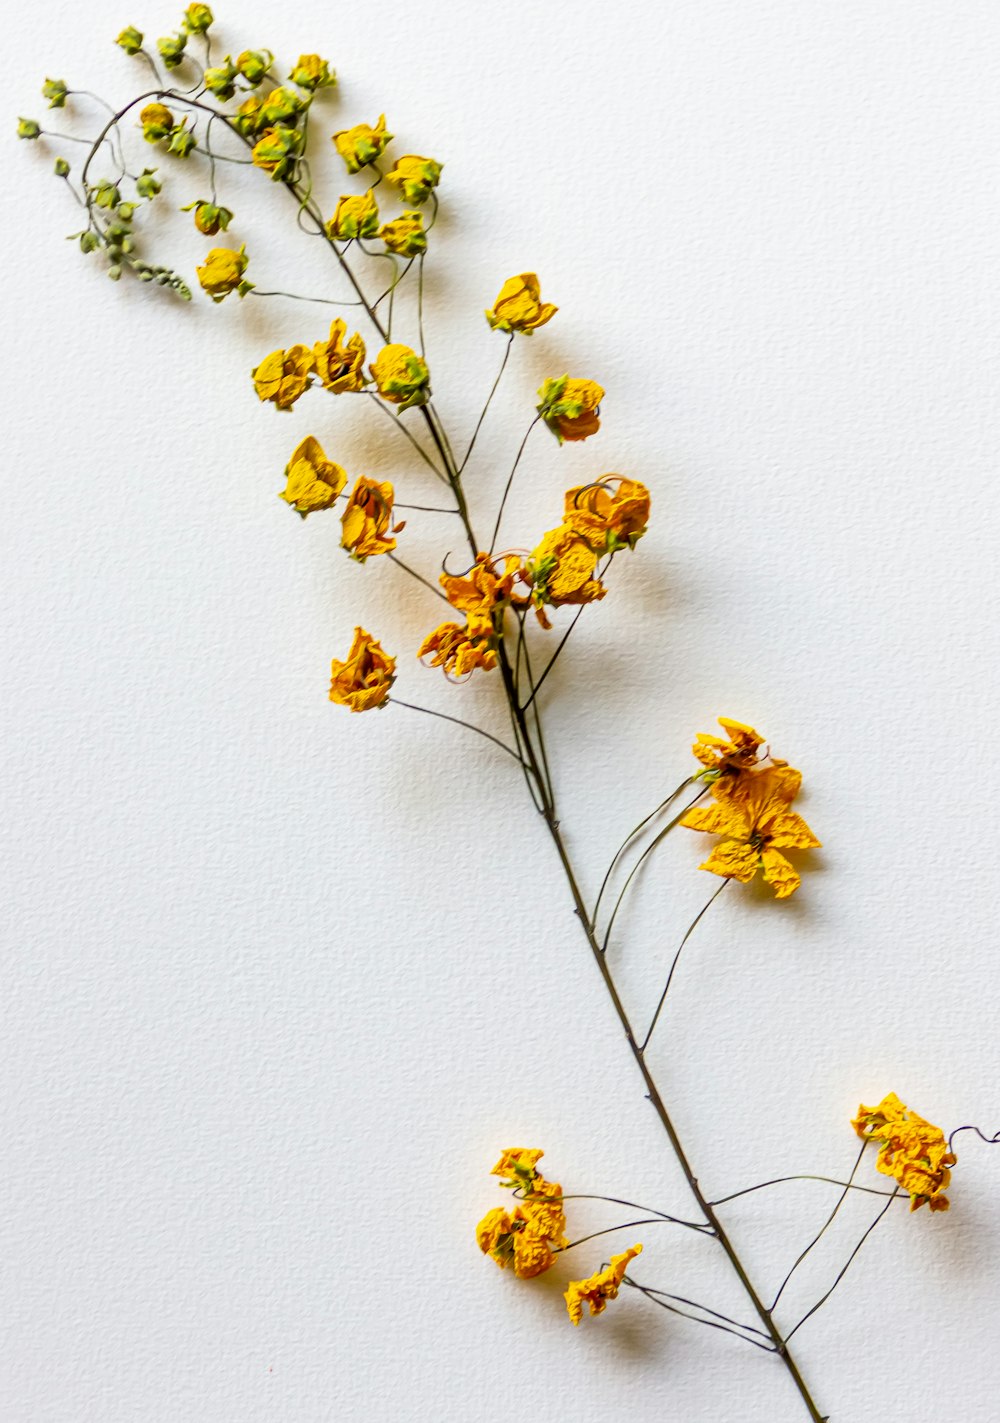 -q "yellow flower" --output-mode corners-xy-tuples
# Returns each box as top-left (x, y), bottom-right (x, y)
(341, 476), (400, 561)
(379, 211), (427, 257)
(327, 190), (379, 241)
(537, 376), (604, 443)
(257, 87), (304, 127)
(476, 1206), (513, 1260)
(279, 436), (346, 518)
(195, 245), (249, 302)
(252, 345), (314, 410)
(565, 1245), (643, 1326)
(476, 1150), (567, 1280)
(491, 1147), (544, 1184)
(289, 53), (335, 91)
(236, 49), (273, 87)
(528, 525), (607, 627)
(485, 272), (557, 334)
(140, 102), (174, 142)
(442, 553), (528, 639)
(680, 765), (820, 898)
(563, 477), (651, 553)
(519, 1178), (568, 1249)
(116, 26), (144, 55)
(251, 125), (302, 180)
(233, 94), (264, 135)
(691, 718), (768, 776)
(852, 1094), (956, 1212)
(370, 344), (431, 410)
(328, 627), (395, 712)
(418, 622), (498, 679)
(333, 114), (392, 174)
(182, 3), (213, 33)
(313, 319), (367, 393)
(385, 154), (442, 205)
